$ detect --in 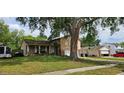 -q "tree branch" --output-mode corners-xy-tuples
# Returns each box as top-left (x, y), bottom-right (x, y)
(83, 17), (100, 25)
